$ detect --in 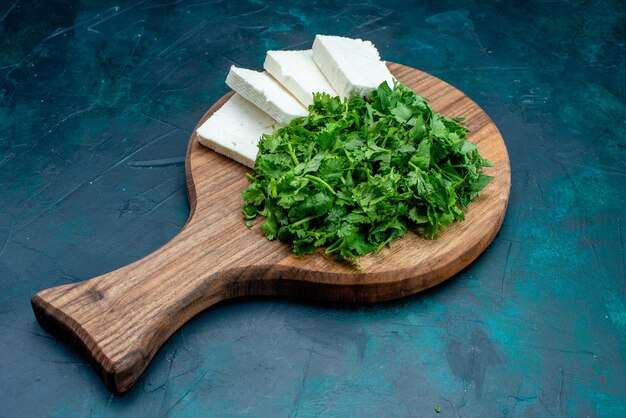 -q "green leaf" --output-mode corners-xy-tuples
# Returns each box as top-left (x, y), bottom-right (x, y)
(408, 207), (429, 224)
(409, 114), (427, 140)
(391, 104), (413, 123)
(470, 174), (494, 193)
(411, 138), (431, 169)
(318, 157), (344, 183)
(260, 213), (278, 240)
(431, 115), (448, 137)
(260, 132), (282, 153)
(242, 183), (265, 206)
(295, 152), (324, 175)
(396, 144), (416, 154)
(459, 140), (478, 154)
